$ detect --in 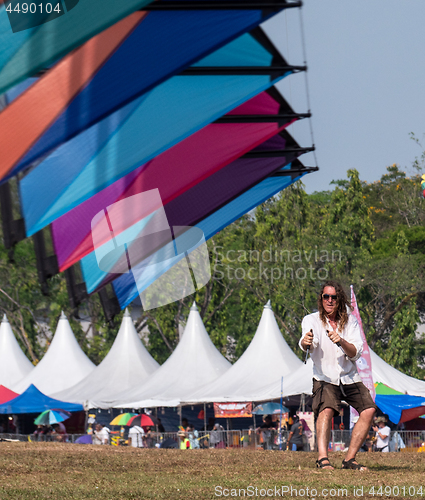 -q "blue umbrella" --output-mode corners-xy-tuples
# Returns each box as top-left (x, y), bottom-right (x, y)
(252, 403), (289, 415)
